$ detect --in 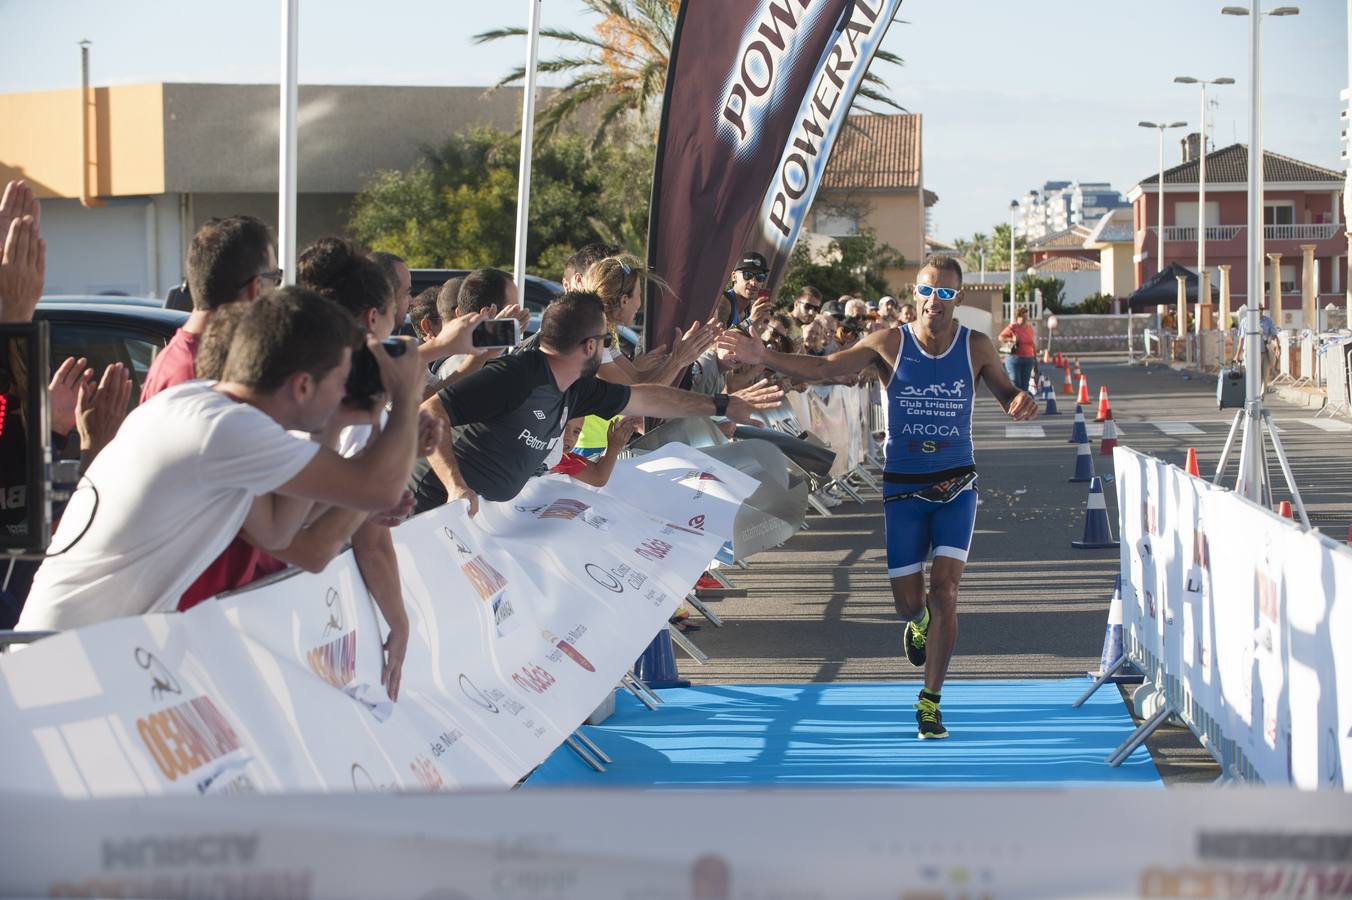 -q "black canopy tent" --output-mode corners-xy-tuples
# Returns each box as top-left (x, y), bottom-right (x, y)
(1127, 263), (1221, 313)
